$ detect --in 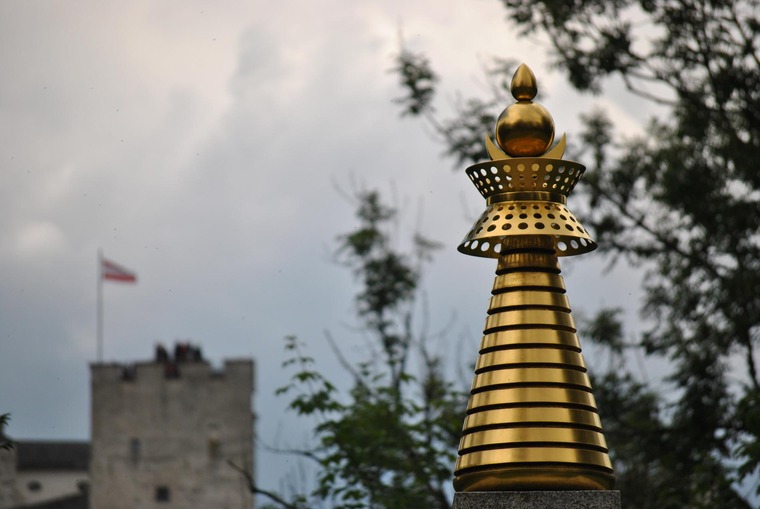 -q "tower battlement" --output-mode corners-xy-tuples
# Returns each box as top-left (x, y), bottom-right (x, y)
(91, 358), (254, 384)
